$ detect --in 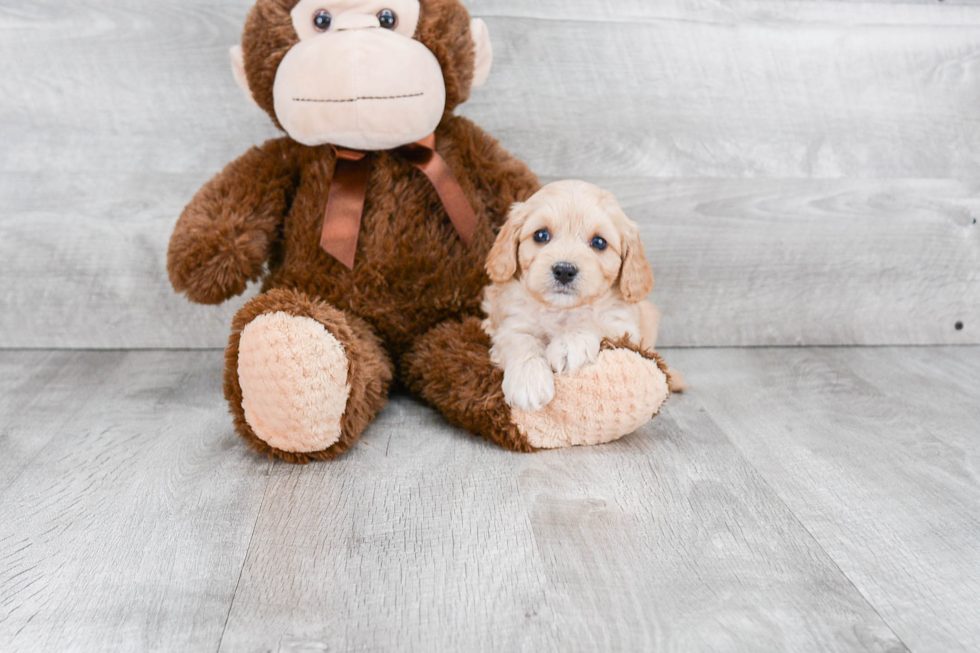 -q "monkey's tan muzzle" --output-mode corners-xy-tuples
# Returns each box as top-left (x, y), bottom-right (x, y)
(272, 28), (447, 151)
